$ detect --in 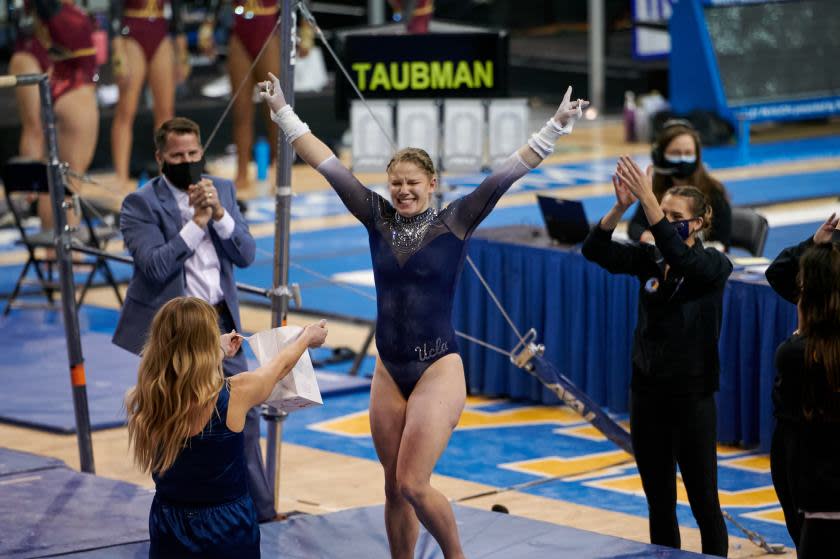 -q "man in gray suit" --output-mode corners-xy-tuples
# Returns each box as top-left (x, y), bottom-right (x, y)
(113, 117), (276, 521)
